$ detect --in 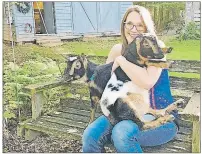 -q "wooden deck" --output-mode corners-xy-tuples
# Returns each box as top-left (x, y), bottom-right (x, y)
(19, 97), (194, 153)
(18, 57), (200, 153)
